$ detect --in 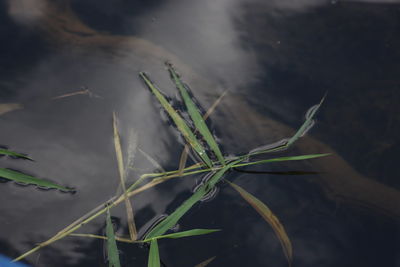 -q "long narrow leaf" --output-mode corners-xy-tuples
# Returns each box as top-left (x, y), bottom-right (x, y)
(145, 159), (241, 239)
(148, 239), (160, 267)
(167, 63), (225, 166)
(139, 72), (213, 168)
(143, 229), (220, 242)
(235, 153), (331, 168)
(106, 209), (121, 267)
(249, 95), (325, 156)
(0, 148), (31, 160)
(113, 112), (137, 241)
(227, 181), (292, 266)
(0, 168), (73, 191)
